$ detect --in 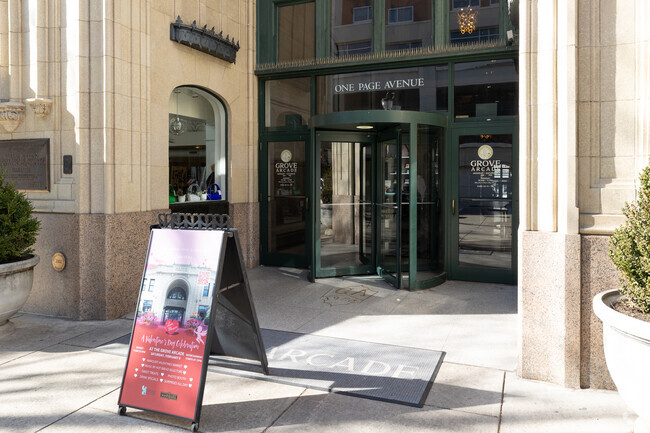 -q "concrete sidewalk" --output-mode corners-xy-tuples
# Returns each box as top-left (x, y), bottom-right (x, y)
(0, 266), (636, 432)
